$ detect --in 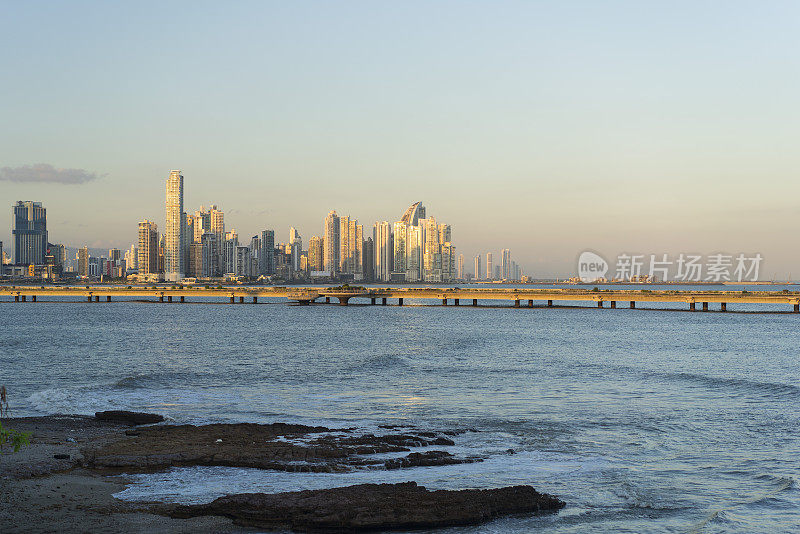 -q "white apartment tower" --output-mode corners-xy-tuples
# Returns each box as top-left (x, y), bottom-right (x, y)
(323, 211), (340, 274)
(373, 221), (393, 282)
(164, 170), (184, 281)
